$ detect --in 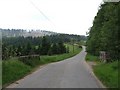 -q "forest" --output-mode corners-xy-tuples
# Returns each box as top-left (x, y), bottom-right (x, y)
(86, 2), (119, 61)
(2, 33), (86, 60)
